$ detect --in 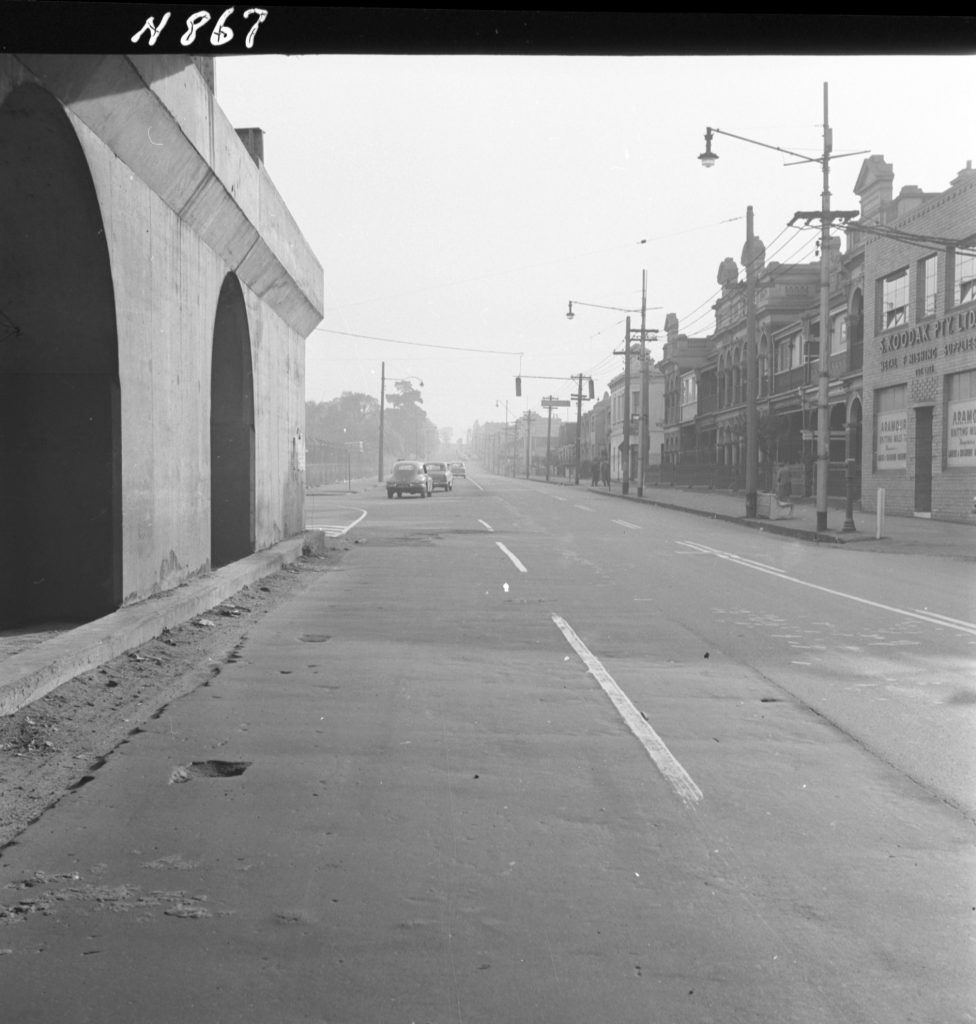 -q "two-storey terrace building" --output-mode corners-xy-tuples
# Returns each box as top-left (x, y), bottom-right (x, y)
(853, 156), (976, 522)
